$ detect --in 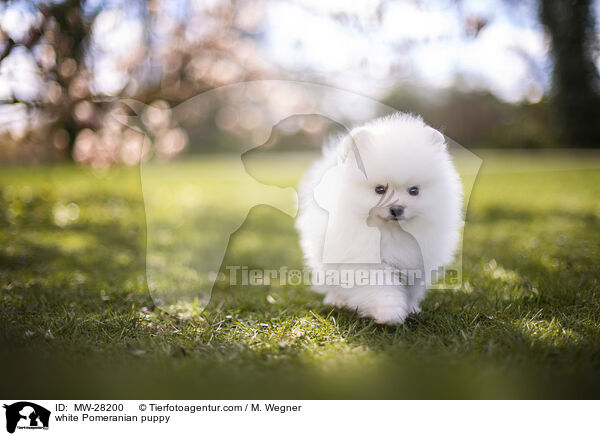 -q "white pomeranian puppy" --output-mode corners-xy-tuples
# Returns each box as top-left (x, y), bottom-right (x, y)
(296, 113), (463, 324)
